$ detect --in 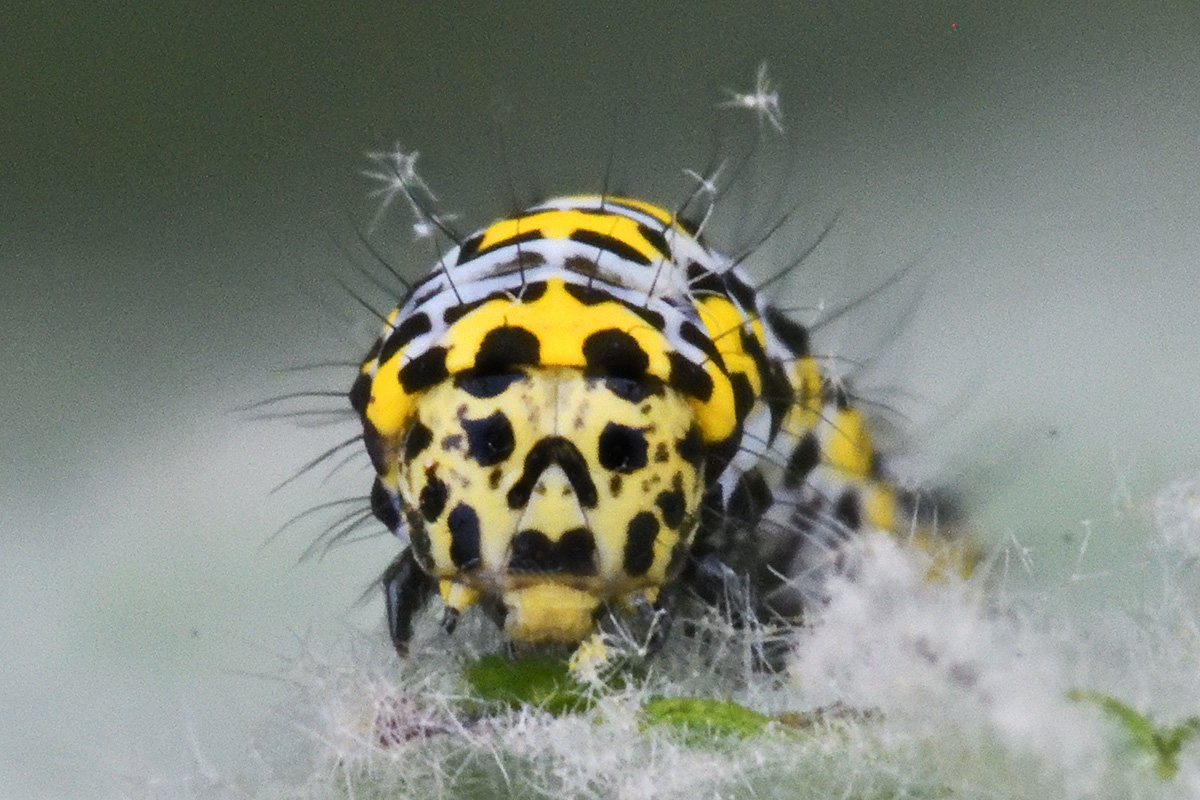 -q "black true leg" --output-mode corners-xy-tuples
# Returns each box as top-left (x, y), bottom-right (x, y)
(381, 547), (436, 656)
(639, 588), (676, 656)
